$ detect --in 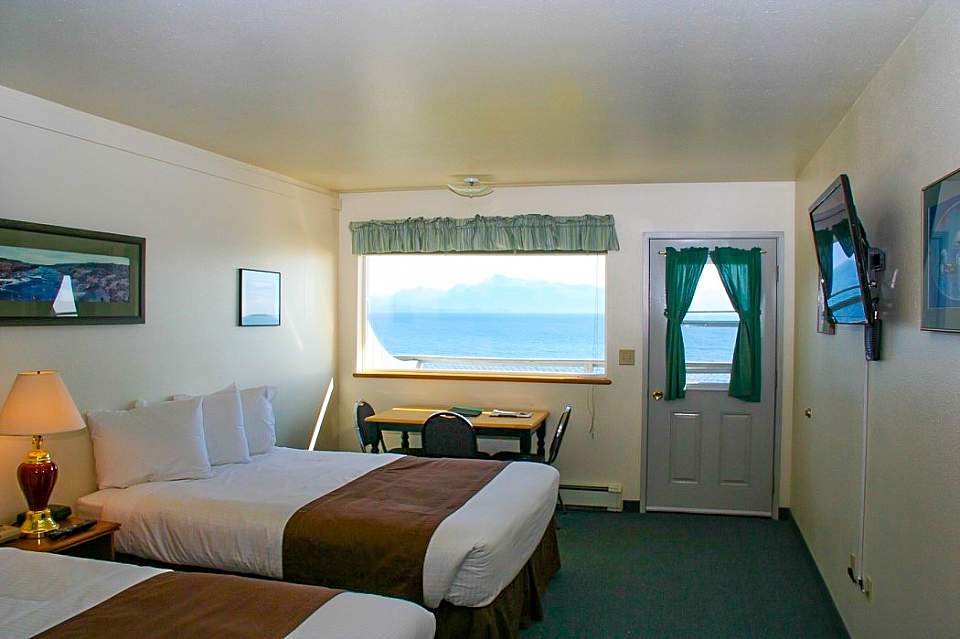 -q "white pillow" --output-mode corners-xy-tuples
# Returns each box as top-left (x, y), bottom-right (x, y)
(239, 386), (277, 455)
(174, 384), (250, 465)
(86, 397), (212, 489)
